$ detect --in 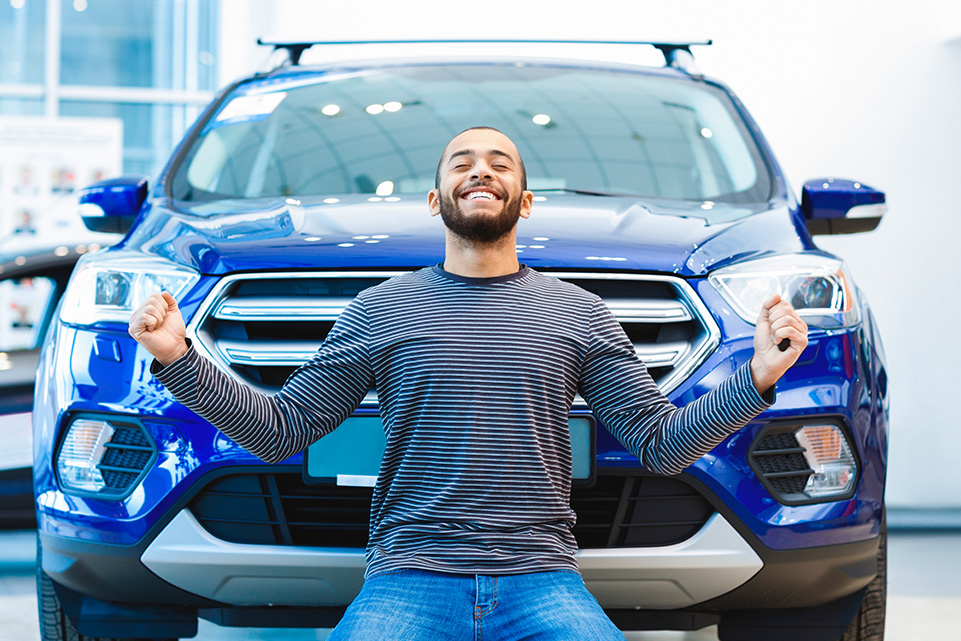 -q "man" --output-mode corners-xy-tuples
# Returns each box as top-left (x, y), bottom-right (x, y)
(129, 127), (808, 640)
